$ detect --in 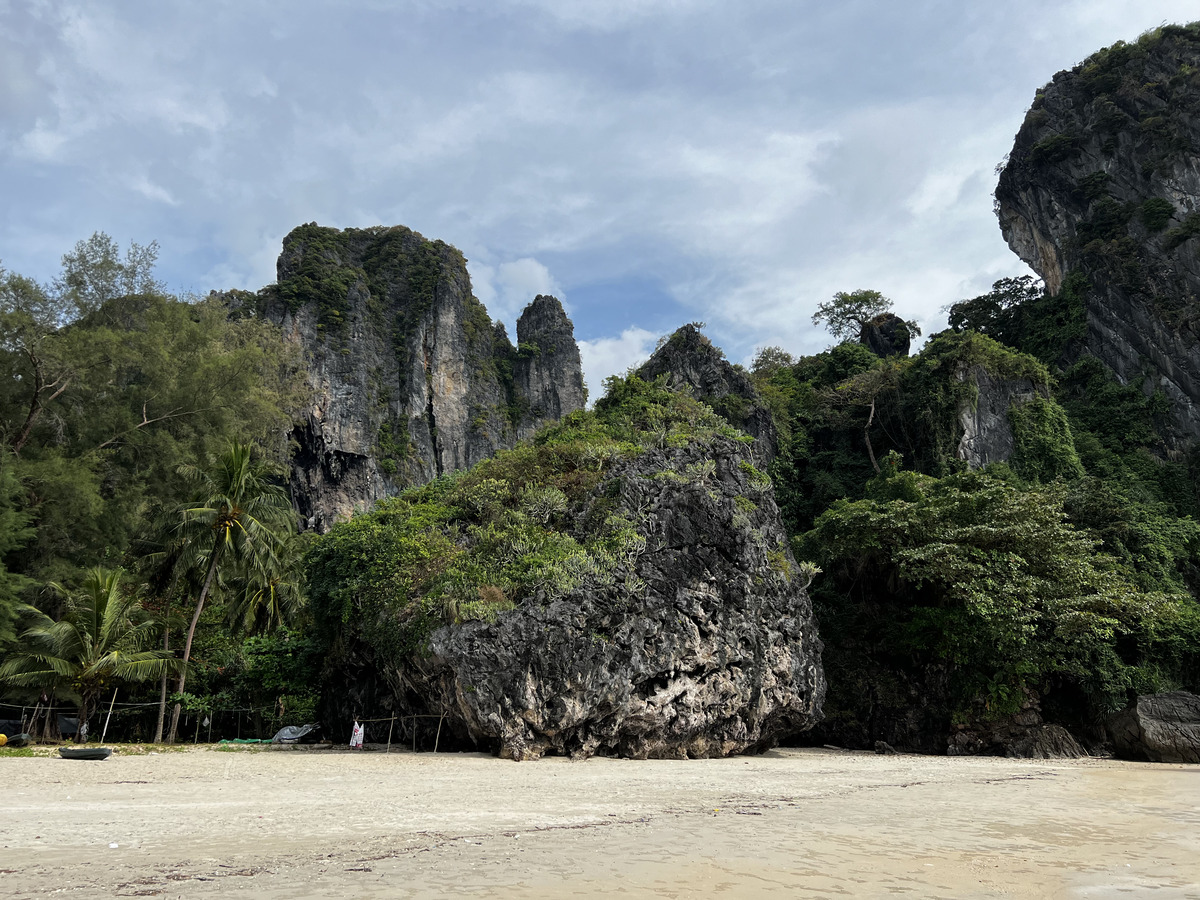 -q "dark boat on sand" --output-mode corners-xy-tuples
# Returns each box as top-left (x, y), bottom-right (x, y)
(59, 747), (112, 760)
